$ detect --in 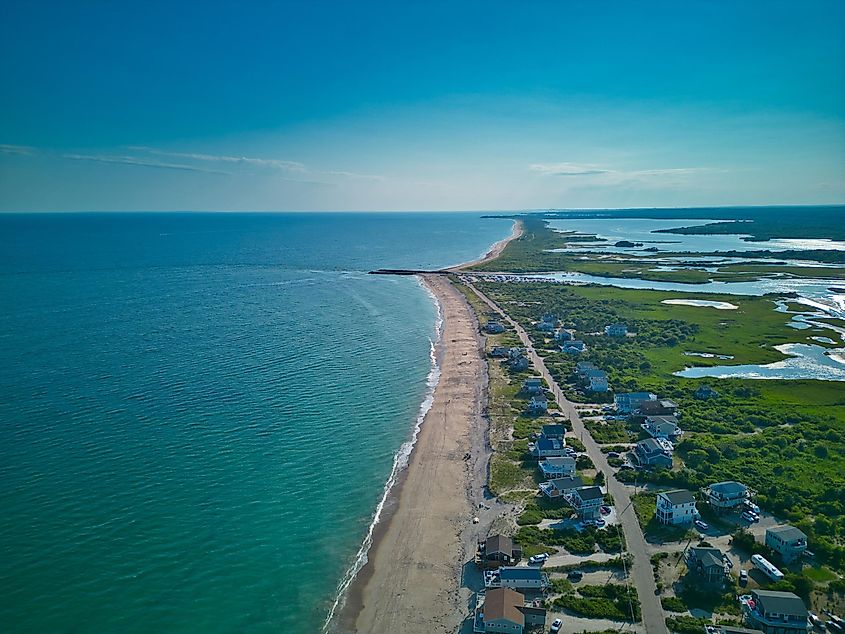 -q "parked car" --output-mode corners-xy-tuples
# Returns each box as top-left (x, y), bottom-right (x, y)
(739, 569), (748, 585)
(595, 518), (606, 527)
(607, 451), (620, 458)
(600, 505), (611, 515)
(744, 501), (761, 514)
(550, 618), (563, 633)
(741, 511), (757, 523)
(567, 570), (583, 581)
(529, 553), (549, 565)
(723, 555), (733, 569)
(694, 519), (709, 531)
